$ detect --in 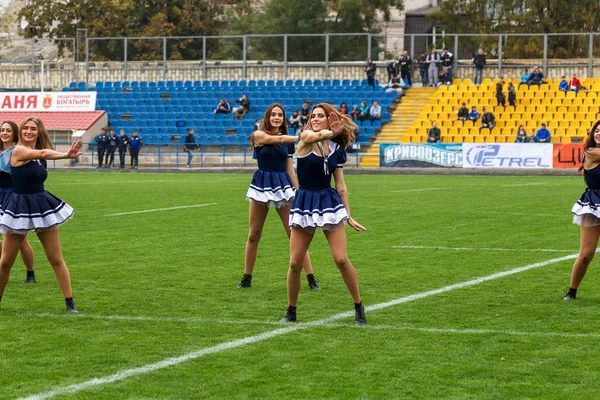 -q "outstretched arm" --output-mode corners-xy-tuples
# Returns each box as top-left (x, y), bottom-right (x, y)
(298, 113), (345, 145)
(252, 130), (297, 146)
(11, 141), (83, 164)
